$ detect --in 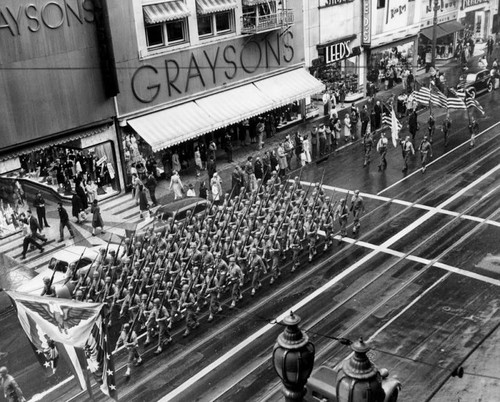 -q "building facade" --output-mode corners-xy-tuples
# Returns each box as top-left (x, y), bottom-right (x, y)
(0, 0), (125, 201)
(107, 0), (324, 187)
(305, 0), (365, 101)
